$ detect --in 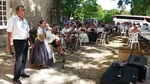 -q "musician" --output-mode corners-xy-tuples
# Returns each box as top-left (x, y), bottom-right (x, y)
(61, 23), (69, 49)
(68, 22), (78, 48)
(68, 22), (77, 38)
